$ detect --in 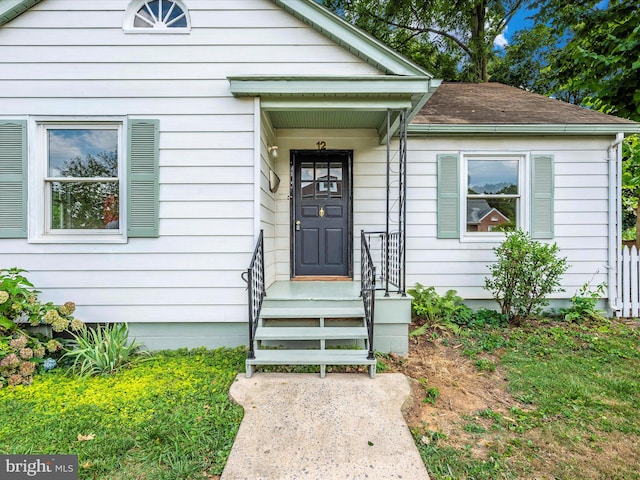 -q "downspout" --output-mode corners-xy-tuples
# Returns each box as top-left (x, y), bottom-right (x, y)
(608, 133), (624, 314)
